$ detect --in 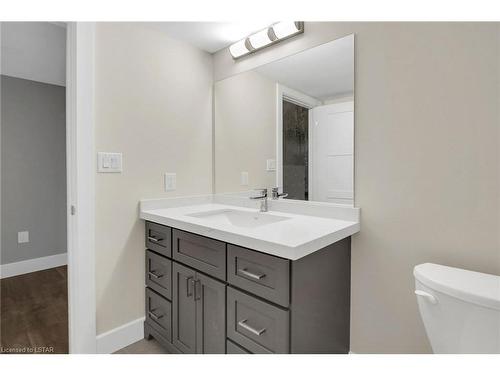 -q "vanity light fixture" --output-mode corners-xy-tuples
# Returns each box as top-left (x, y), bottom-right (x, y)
(228, 39), (251, 59)
(248, 28), (273, 49)
(229, 22), (304, 59)
(272, 21), (302, 39)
